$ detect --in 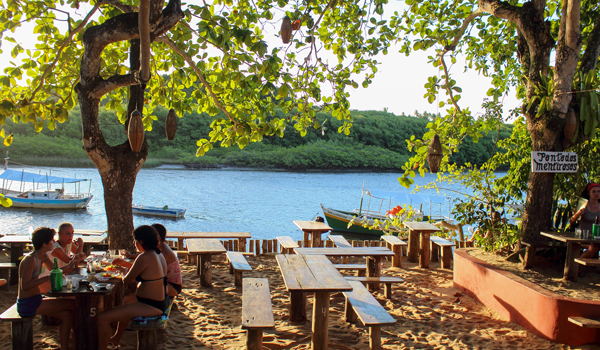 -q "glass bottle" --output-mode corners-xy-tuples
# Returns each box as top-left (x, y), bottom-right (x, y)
(593, 216), (600, 238)
(50, 258), (63, 291)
